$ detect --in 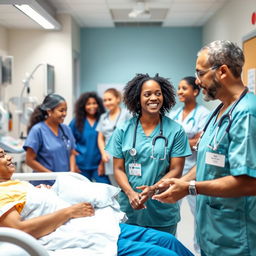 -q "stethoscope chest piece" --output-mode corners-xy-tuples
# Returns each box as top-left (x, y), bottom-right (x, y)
(129, 148), (137, 157)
